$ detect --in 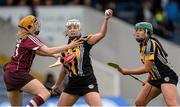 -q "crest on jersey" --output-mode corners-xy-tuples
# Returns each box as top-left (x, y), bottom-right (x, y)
(63, 52), (76, 65)
(88, 84), (94, 89)
(164, 76), (170, 82)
